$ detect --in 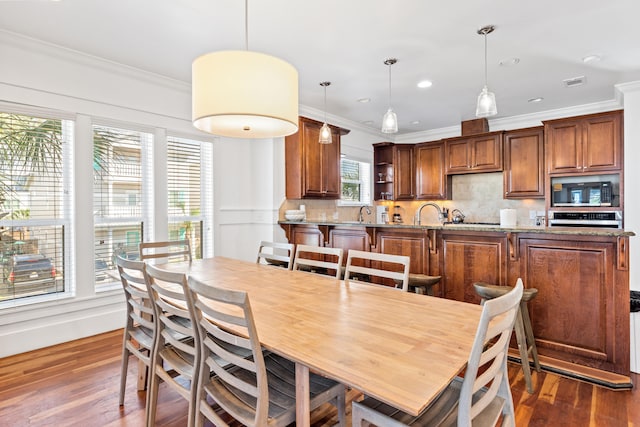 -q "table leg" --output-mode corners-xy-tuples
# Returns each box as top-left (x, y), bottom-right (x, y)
(295, 362), (311, 427)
